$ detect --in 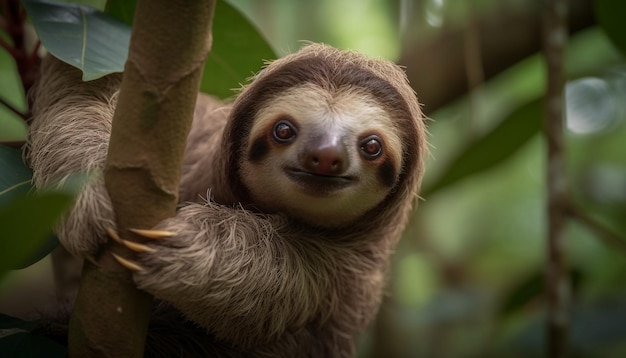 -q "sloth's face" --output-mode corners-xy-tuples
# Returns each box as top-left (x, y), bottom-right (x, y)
(240, 84), (404, 228)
